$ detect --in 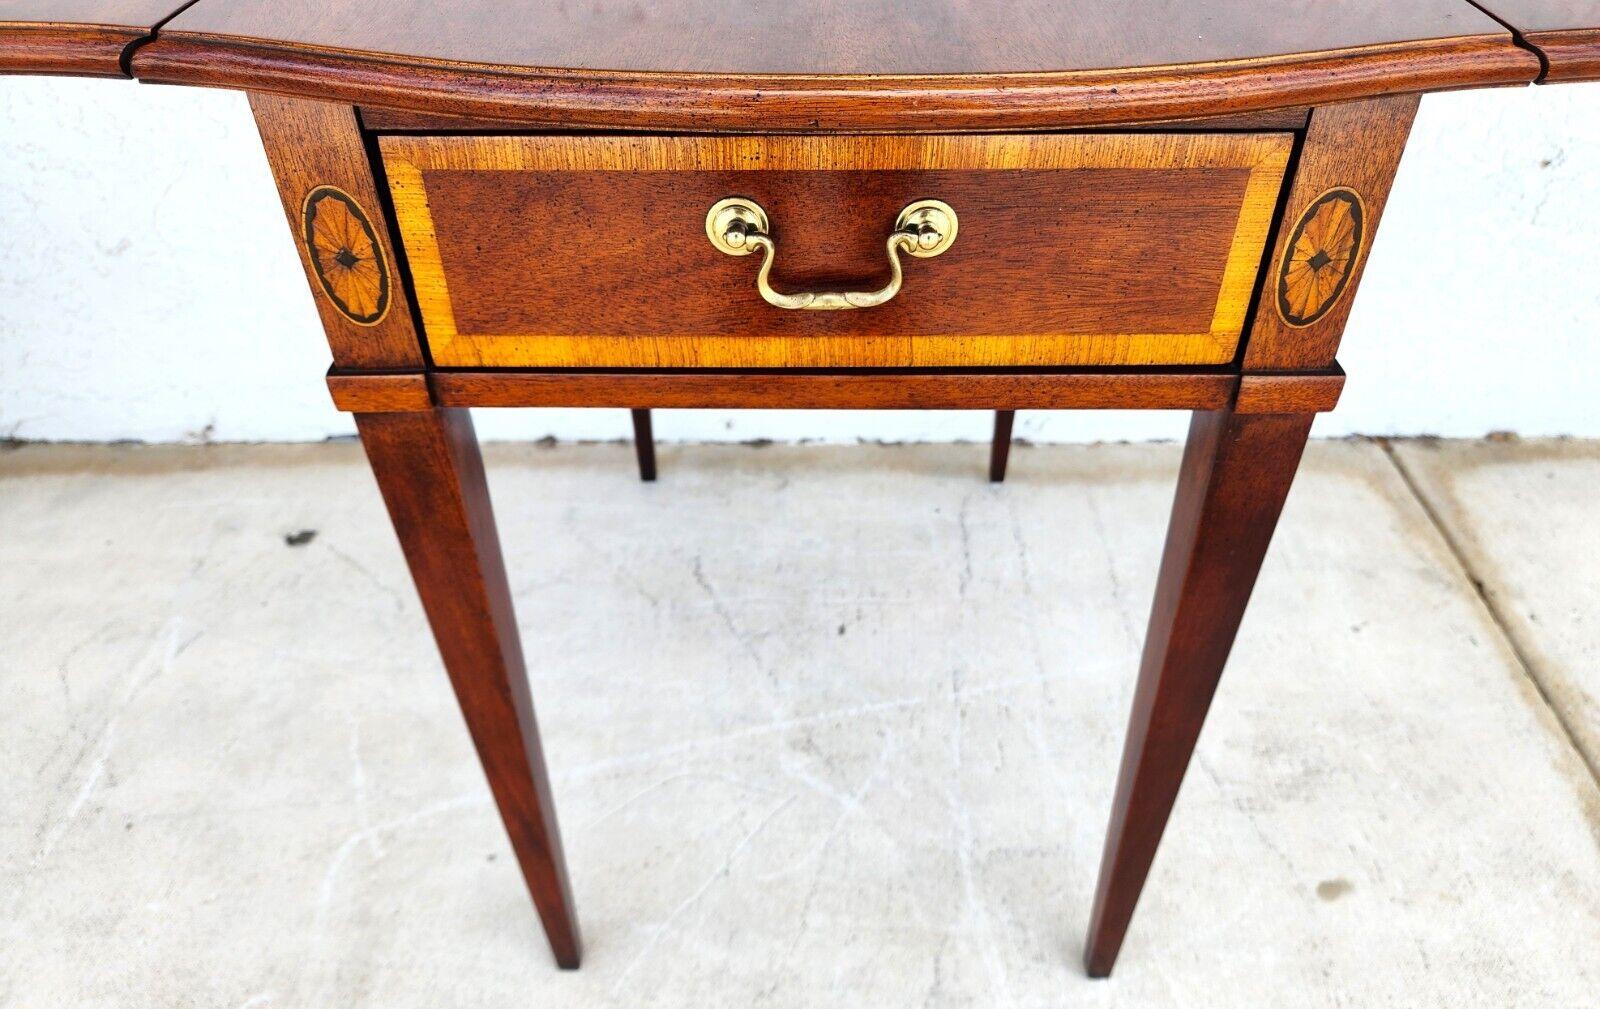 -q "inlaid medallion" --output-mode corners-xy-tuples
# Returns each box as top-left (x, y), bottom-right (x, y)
(301, 185), (391, 326)
(1276, 187), (1366, 328)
